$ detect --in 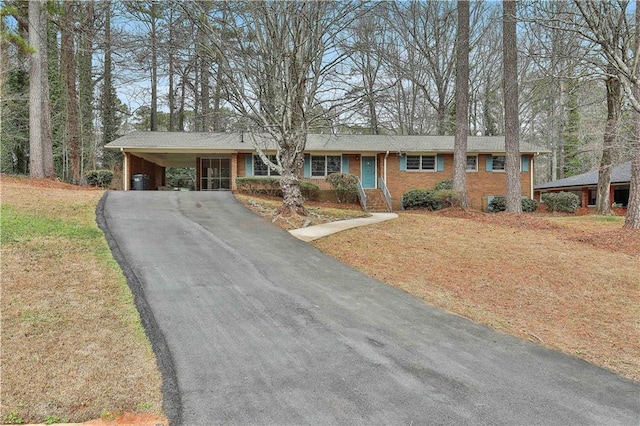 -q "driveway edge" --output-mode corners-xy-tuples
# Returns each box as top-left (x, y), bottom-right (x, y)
(95, 191), (182, 425)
